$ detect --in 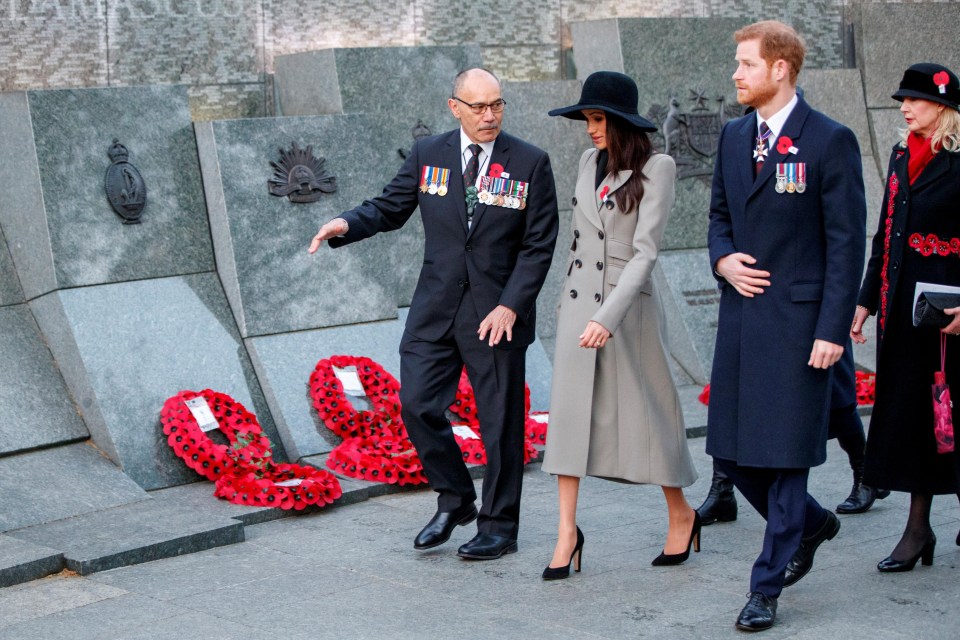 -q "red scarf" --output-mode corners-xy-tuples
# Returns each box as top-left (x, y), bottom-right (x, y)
(906, 132), (936, 184)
